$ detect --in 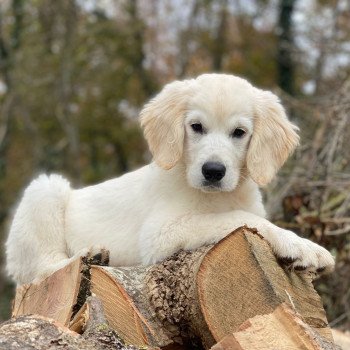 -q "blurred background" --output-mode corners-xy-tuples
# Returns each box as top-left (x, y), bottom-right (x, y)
(0, 0), (349, 330)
